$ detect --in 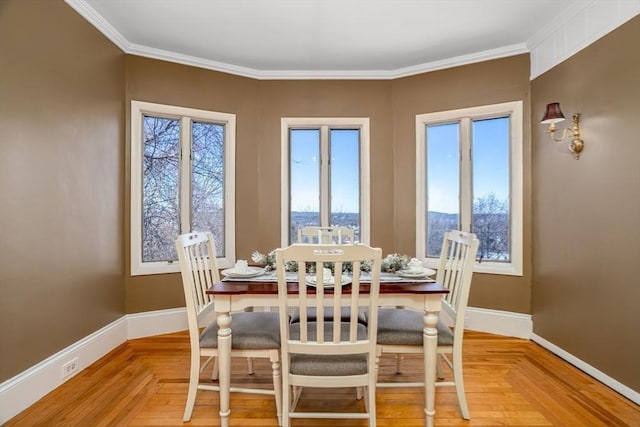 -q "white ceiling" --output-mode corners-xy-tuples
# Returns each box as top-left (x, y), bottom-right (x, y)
(68, 0), (586, 79)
